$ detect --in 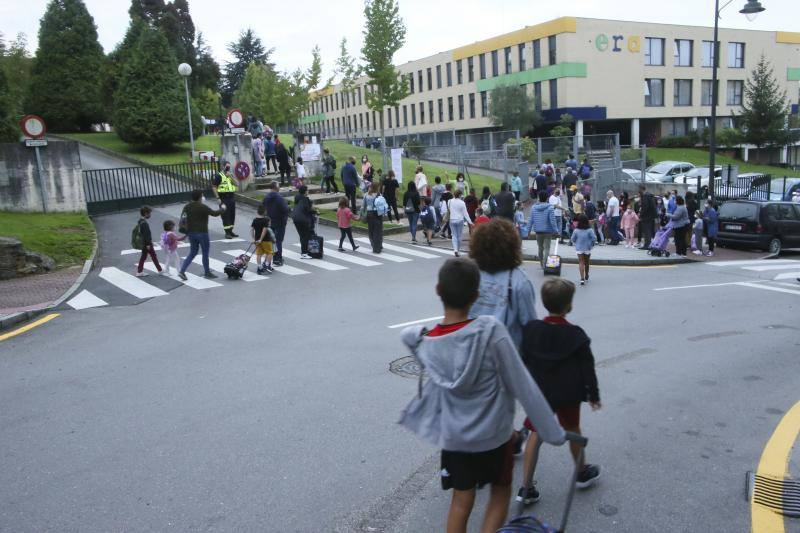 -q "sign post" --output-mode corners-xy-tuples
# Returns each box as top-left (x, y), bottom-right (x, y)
(20, 114), (49, 213)
(226, 109), (248, 190)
